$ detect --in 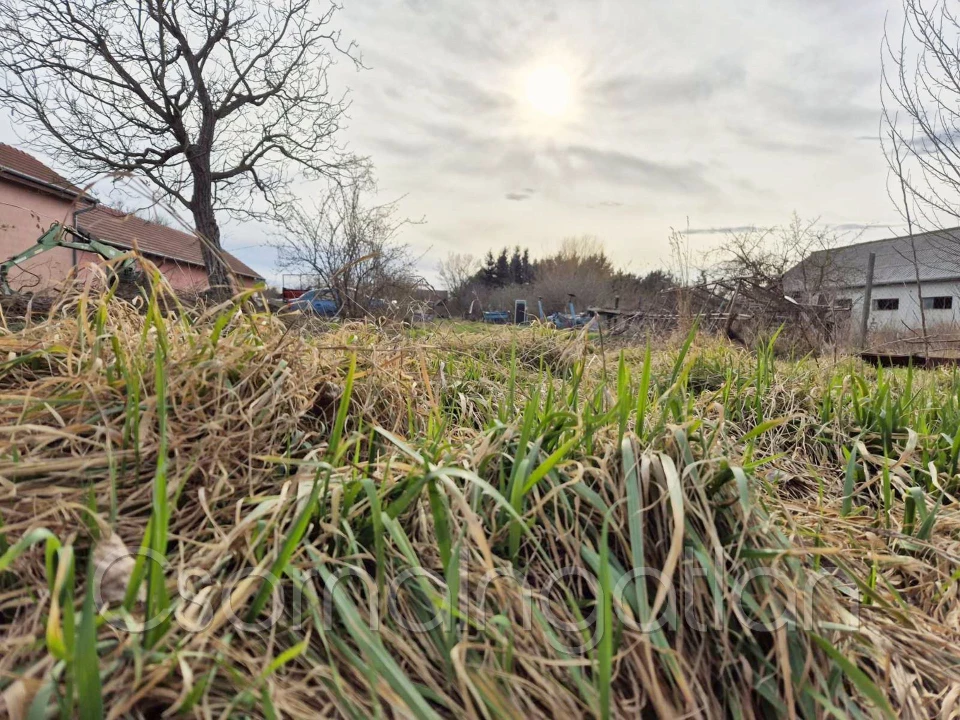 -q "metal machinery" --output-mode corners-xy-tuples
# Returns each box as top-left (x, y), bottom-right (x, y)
(0, 222), (137, 295)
